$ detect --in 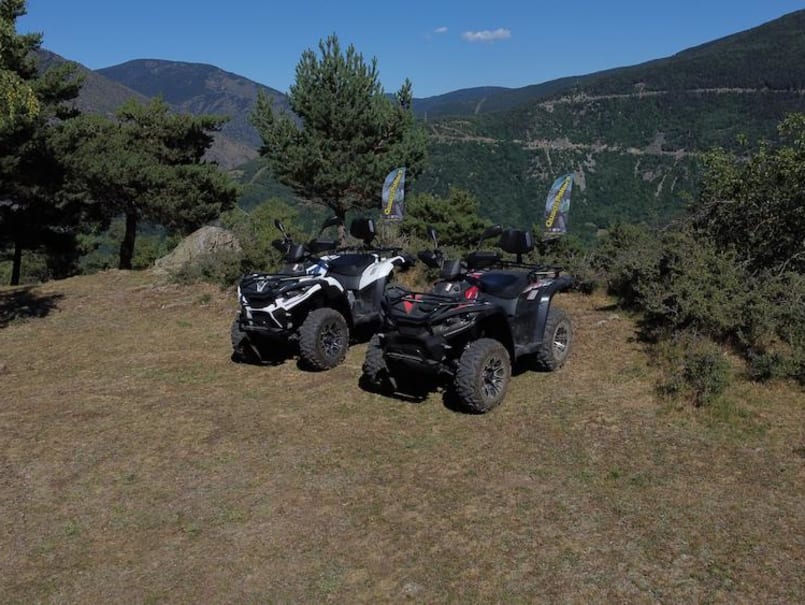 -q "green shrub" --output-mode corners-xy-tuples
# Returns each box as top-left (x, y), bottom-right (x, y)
(76, 219), (181, 274)
(640, 229), (750, 338)
(220, 198), (310, 273)
(684, 341), (731, 406)
(655, 333), (731, 407)
(400, 188), (491, 247)
(742, 271), (805, 383)
(593, 223), (662, 307)
(595, 225), (752, 337)
(170, 249), (245, 288)
(534, 234), (599, 294)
